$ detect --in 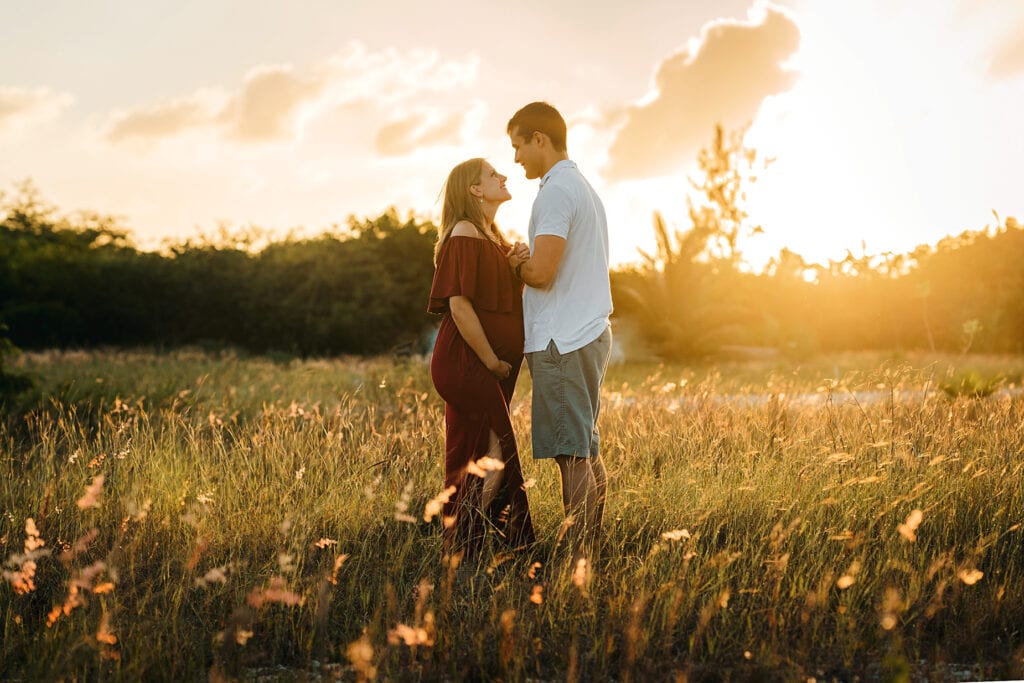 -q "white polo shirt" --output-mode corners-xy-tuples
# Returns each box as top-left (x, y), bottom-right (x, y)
(524, 160), (612, 354)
